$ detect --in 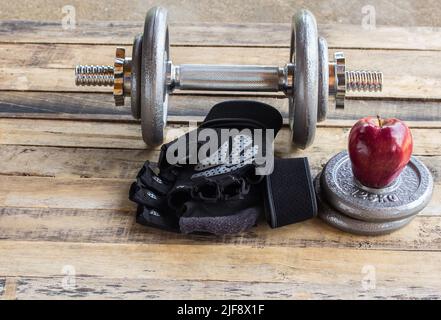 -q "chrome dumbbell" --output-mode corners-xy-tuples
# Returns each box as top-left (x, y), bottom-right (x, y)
(75, 7), (383, 148)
